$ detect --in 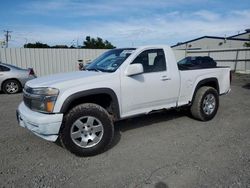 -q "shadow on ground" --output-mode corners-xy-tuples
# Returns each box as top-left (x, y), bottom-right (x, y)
(55, 109), (188, 156)
(155, 181), (169, 188)
(108, 109), (187, 153)
(115, 109), (187, 133)
(242, 83), (250, 89)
